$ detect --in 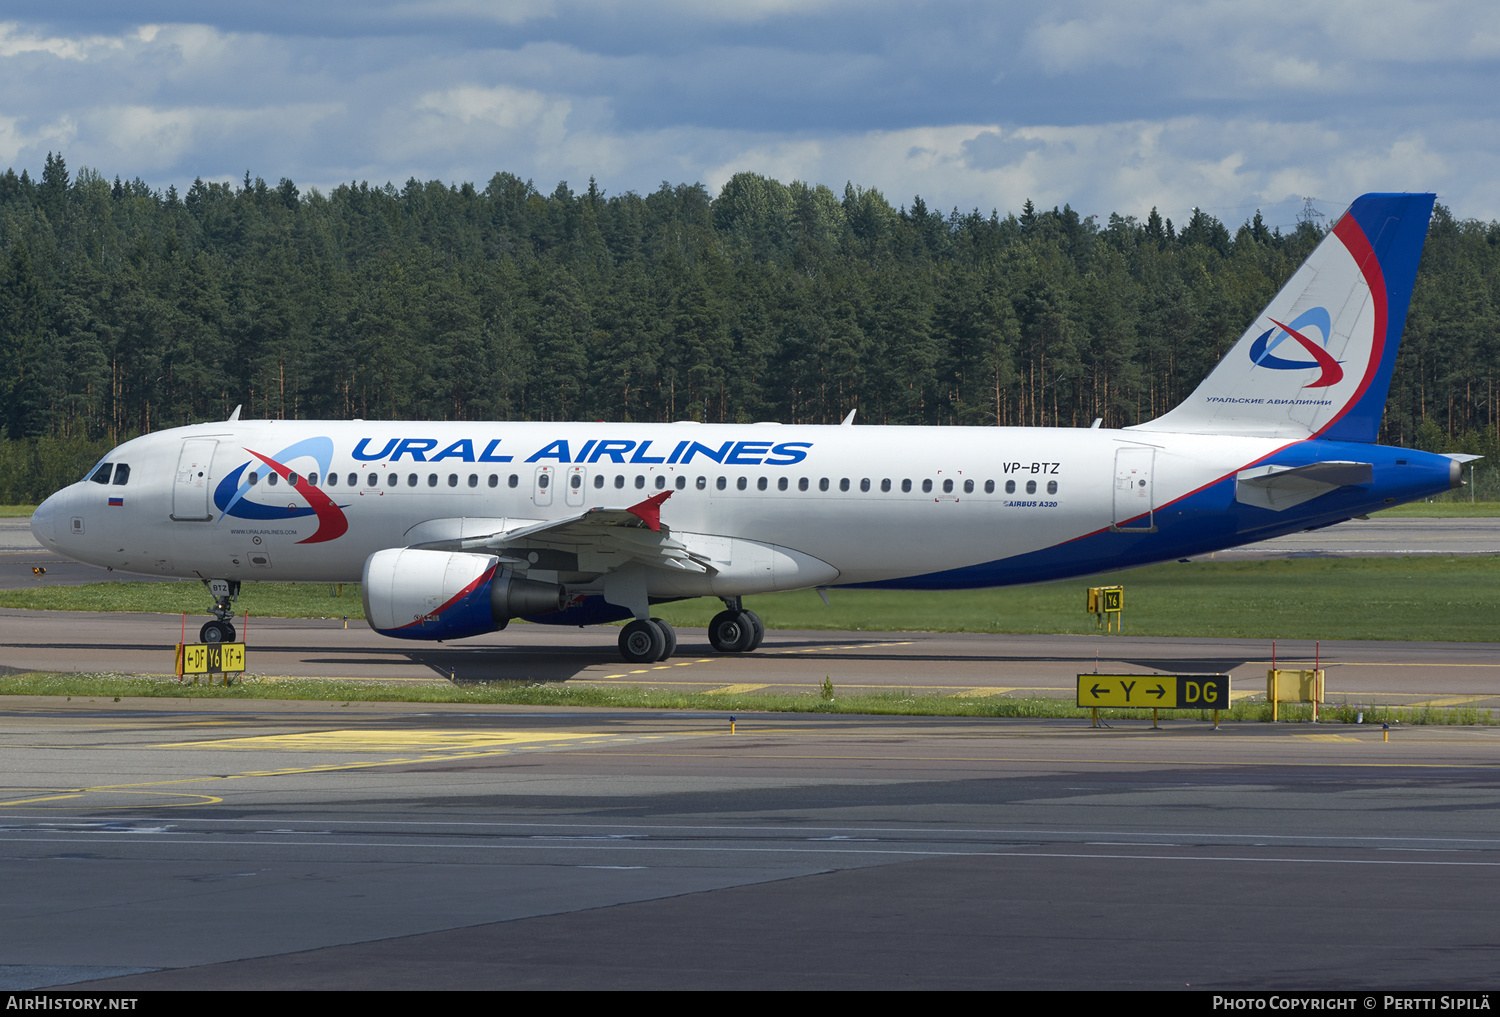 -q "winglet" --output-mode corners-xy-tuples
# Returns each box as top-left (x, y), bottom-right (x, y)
(626, 490), (672, 531)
